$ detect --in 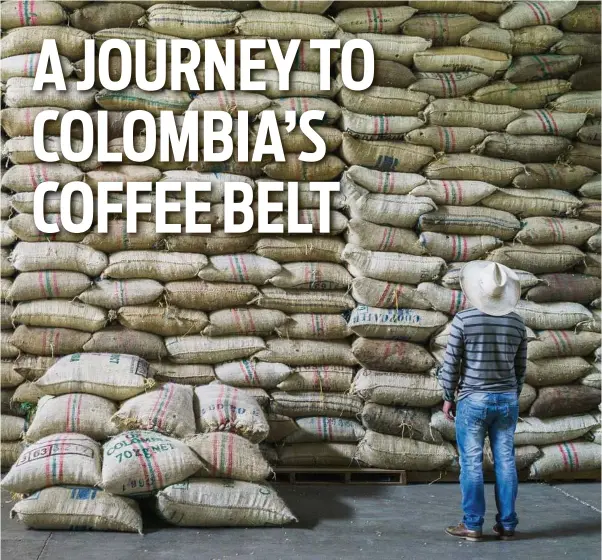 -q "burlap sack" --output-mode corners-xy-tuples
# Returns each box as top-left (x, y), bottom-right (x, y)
(0, 106), (71, 137)
(517, 301), (592, 330)
(165, 281), (258, 312)
(417, 283), (469, 315)
(499, 1), (577, 29)
(13, 356), (58, 382)
(345, 165), (425, 194)
(423, 232), (501, 262)
(424, 99), (522, 131)
(70, 2), (145, 32)
(165, 335), (265, 364)
(149, 363), (214, 386)
(214, 360), (291, 389)
(254, 40), (336, 72)
(0, 26), (90, 59)
(528, 330), (601, 360)
(0, 361), (24, 388)
(268, 96), (341, 124)
(36, 353), (151, 400)
(270, 391), (362, 418)
(352, 369), (443, 407)
(424, 154), (523, 187)
(277, 365), (354, 392)
(348, 306), (448, 342)
(194, 384), (269, 443)
(269, 262), (351, 290)
(12, 300), (107, 332)
(1, 415), (26, 441)
(351, 277), (431, 309)
(586, 231), (601, 252)
(7, 271), (91, 302)
(340, 134), (434, 173)
(78, 279), (164, 310)
(188, 91), (271, 117)
(551, 91), (602, 118)
(506, 110), (586, 137)
(5, 77), (96, 110)
(1, 303), (14, 329)
(237, 387), (271, 409)
(198, 254), (280, 285)
(562, 3), (601, 32)
(102, 430), (202, 495)
(283, 417), (365, 444)
(414, 46), (511, 77)
(2, 441), (25, 470)
(253, 236), (344, 263)
(513, 163), (596, 190)
(26, 394), (118, 442)
(409, 71), (490, 98)
(570, 63), (601, 91)
(204, 308), (287, 337)
(10, 487), (143, 533)
(117, 306), (208, 337)
(346, 218), (425, 254)
(236, 8), (336, 38)
(255, 338), (356, 367)
(10, 242), (107, 276)
(487, 244), (585, 274)
(460, 23), (562, 55)
(341, 109), (423, 140)
(525, 357), (592, 387)
(335, 5), (416, 32)
(113, 383), (195, 439)
(515, 414), (600, 446)
(1, 433), (101, 494)
(402, 13), (480, 46)
(255, 287), (355, 314)
(552, 32), (601, 64)
(577, 122), (601, 145)
(482, 187), (581, 218)
(505, 57), (578, 85)
(352, 338), (435, 373)
(141, 4), (239, 38)
(187, 432), (271, 481)
(263, 154), (345, 182)
(1, 1), (67, 28)
(529, 385), (601, 418)
(526, 273), (600, 305)
(361, 403), (442, 443)
(277, 313), (350, 340)
(474, 134), (571, 164)
(266, 413), (297, 443)
(277, 443), (358, 466)
(515, 218), (599, 246)
(157, 479), (296, 526)
(1, 331), (19, 359)
(165, 233), (259, 255)
(343, 244), (445, 284)
(83, 221), (163, 253)
(103, 251), (207, 282)
(0, 162), (81, 193)
(339, 85), (430, 117)
(1, 249), (15, 277)
(406, 126), (487, 153)
(530, 442), (601, 479)
(12, 381), (45, 404)
(357, 430), (456, 470)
